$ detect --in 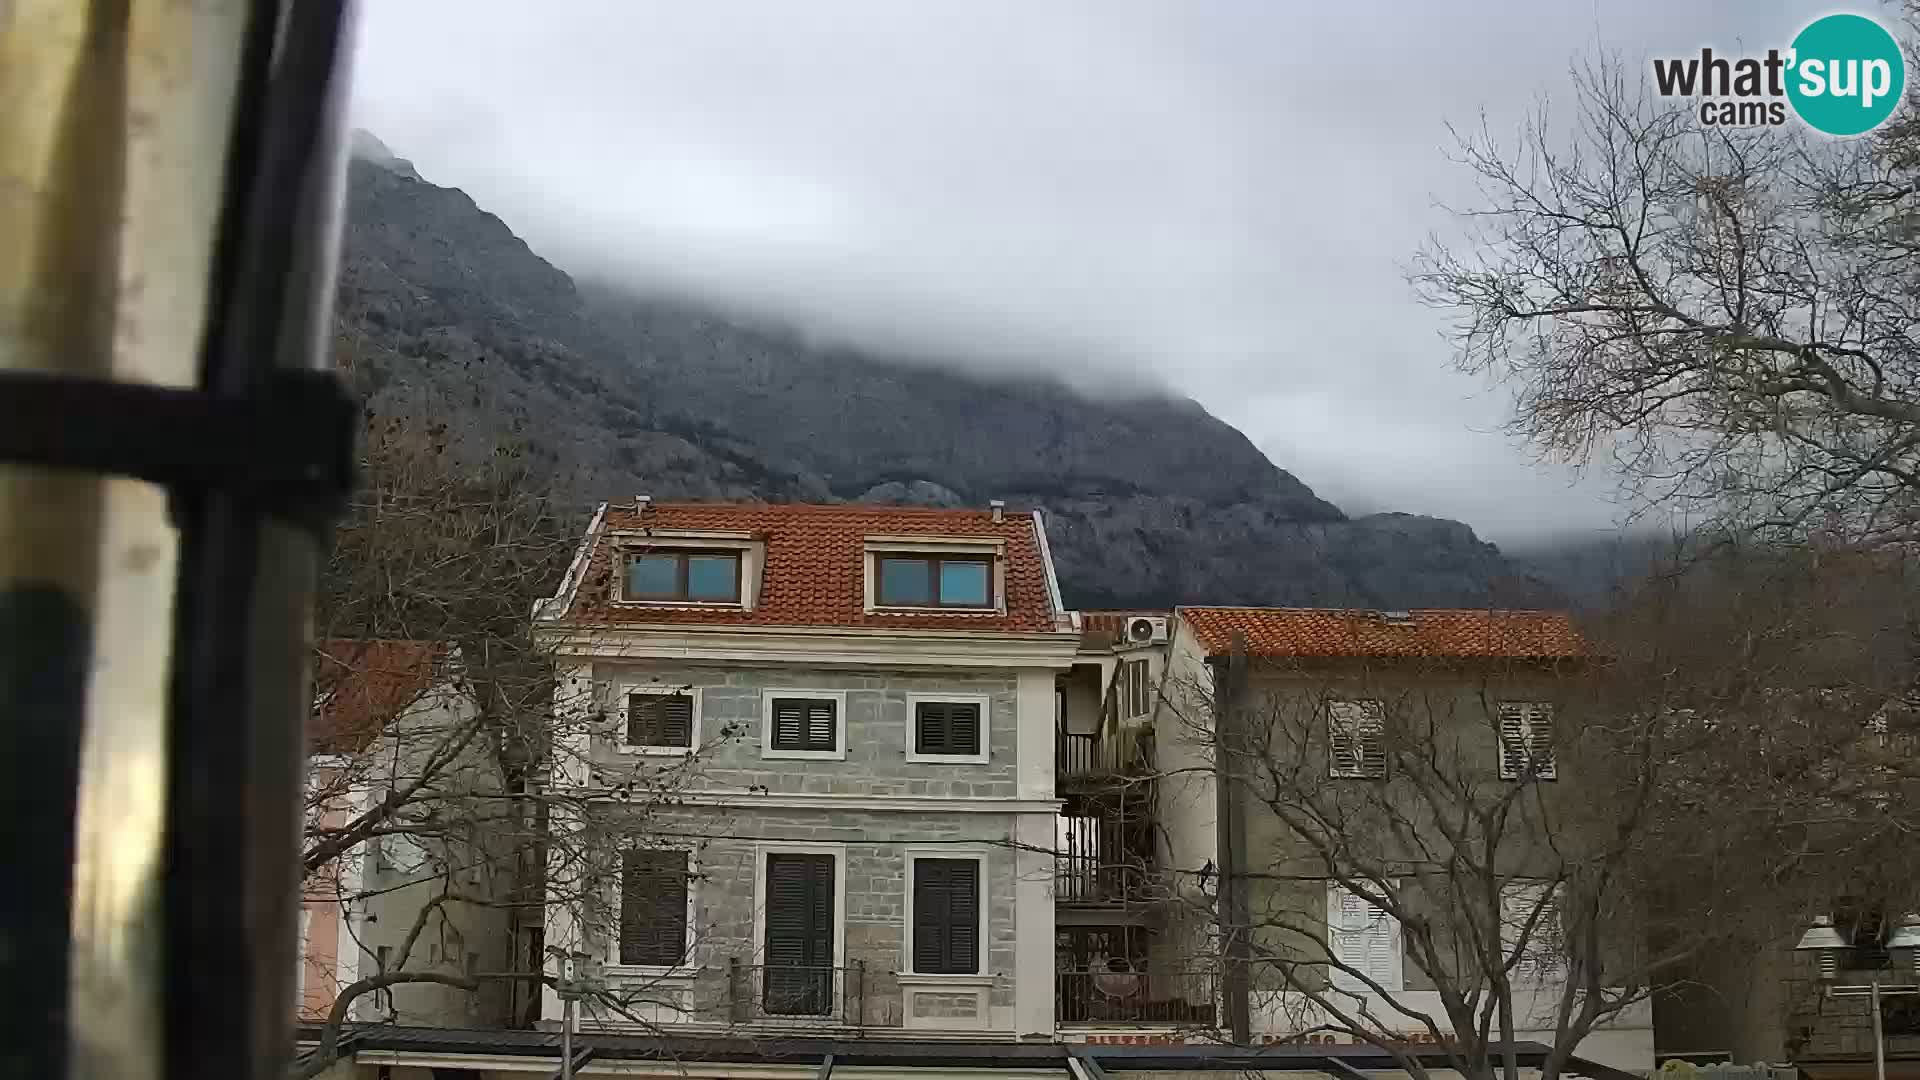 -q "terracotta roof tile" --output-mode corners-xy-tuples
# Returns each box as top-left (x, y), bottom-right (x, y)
(554, 502), (1063, 634)
(309, 639), (446, 754)
(1178, 607), (1585, 660)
